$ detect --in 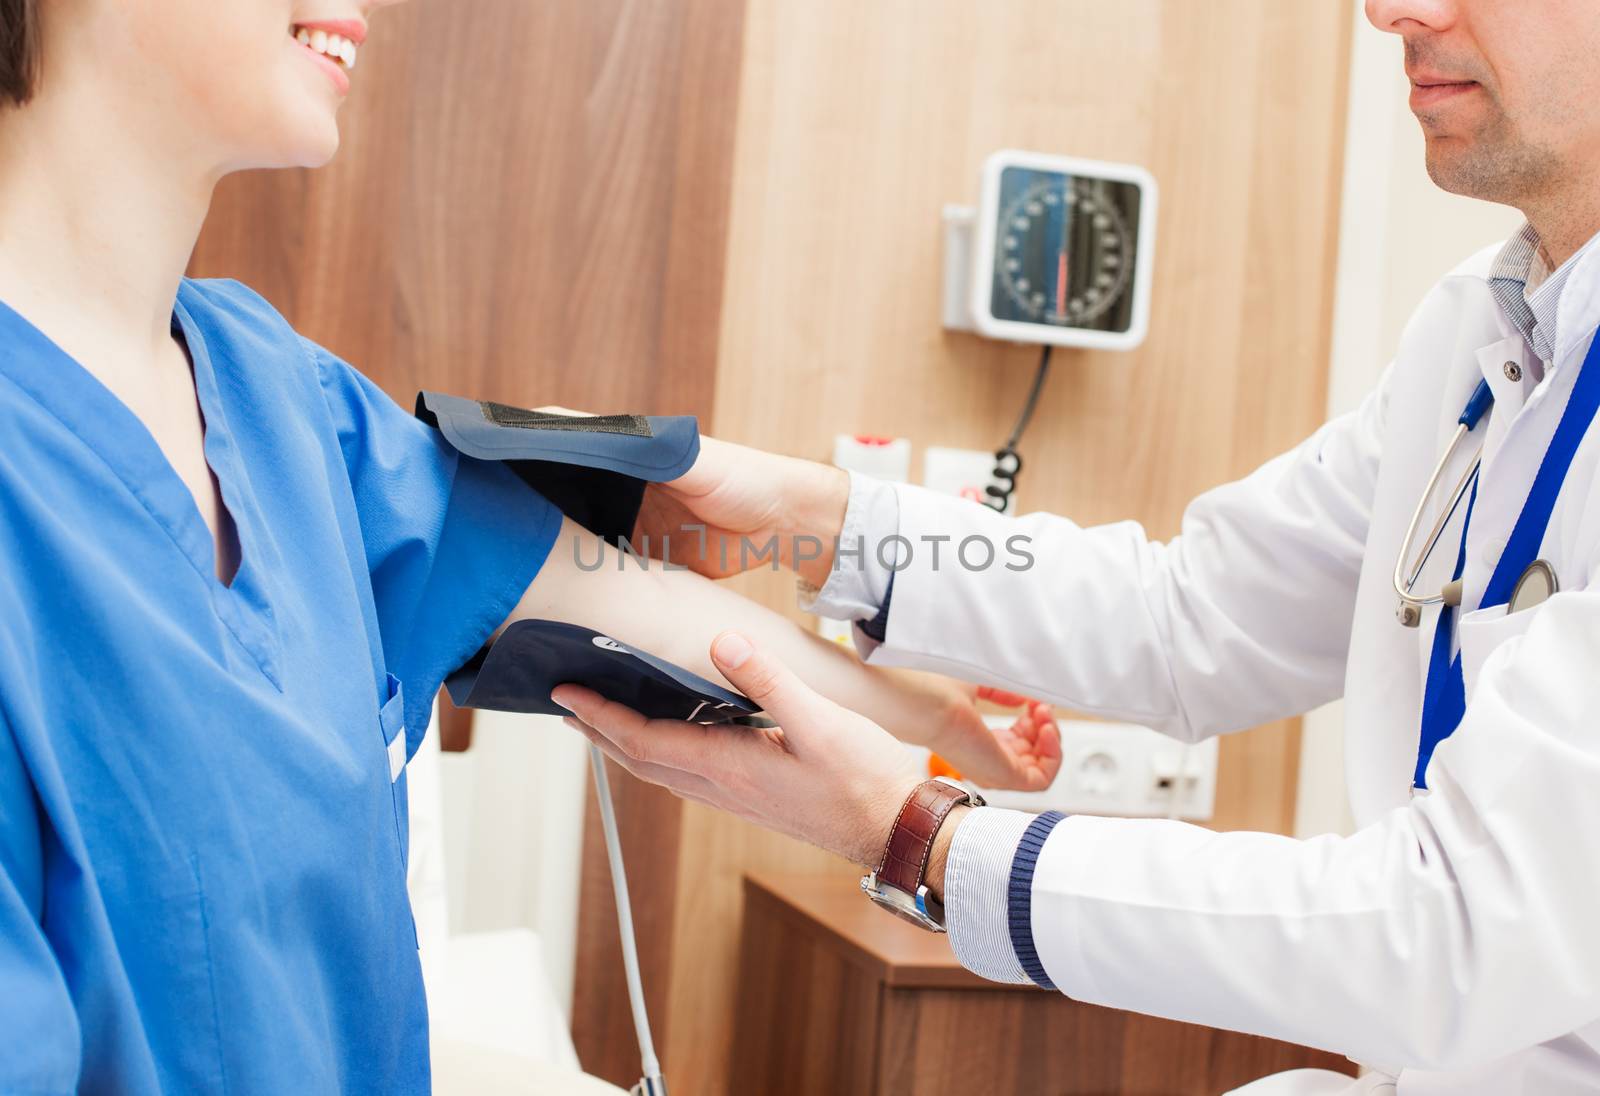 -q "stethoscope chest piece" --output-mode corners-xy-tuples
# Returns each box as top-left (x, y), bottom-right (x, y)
(1508, 559), (1558, 615)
